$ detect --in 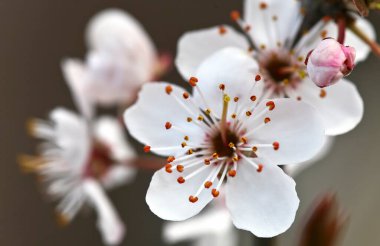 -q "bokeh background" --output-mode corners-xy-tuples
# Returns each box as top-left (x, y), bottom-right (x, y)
(0, 0), (379, 245)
